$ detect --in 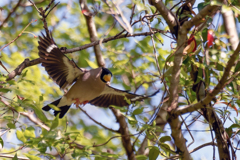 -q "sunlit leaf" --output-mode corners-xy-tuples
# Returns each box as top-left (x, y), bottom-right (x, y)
(85, 59), (98, 68)
(25, 153), (41, 160)
(16, 130), (26, 143)
(24, 126), (35, 138)
(50, 115), (59, 130)
(149, 146), (160, 160)
(12, 153), (18, 160)
(7, 122), (16, 129)
(136, 155), (148, 160)
(159, 136), (171, 143)
(133, 107), (144, 115)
